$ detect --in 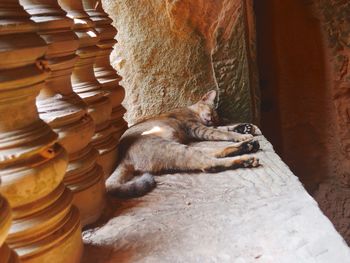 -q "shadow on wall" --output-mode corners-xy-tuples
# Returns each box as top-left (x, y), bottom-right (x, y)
(254, 0), (335, 193)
